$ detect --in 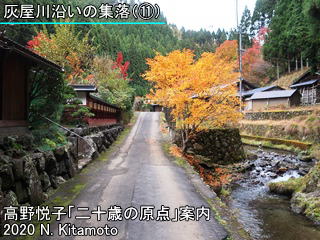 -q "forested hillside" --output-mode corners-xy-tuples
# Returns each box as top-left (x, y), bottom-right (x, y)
(241, 0), (320, 81)
(2, 0), (320, 90)
(0, 0), (242, 95)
